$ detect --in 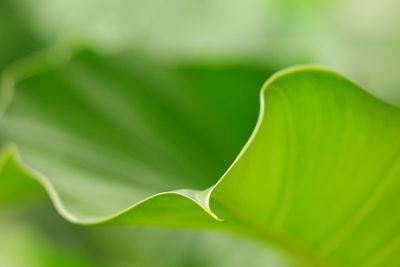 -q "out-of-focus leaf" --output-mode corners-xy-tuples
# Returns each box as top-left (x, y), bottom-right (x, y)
(0, 0), (42, 71)
(12, 0), (400, 105)
(0, 203), (290, 267)
(85, 227), (290, 267)
(1, 49), (399, 266)
(0, 218), (98, 267)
